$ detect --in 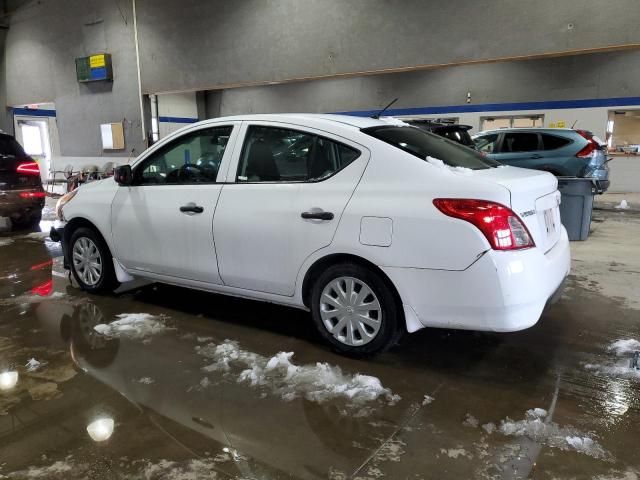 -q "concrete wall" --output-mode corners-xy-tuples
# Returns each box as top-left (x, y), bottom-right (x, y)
(157, 92), (198, 138)
(5, 0), (144, 159)
(136, 0), (640, 94)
